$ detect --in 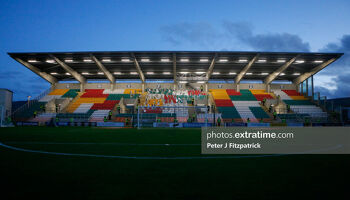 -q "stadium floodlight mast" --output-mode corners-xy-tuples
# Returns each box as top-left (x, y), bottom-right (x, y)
(161, 58), (170, 62)
(46, 59), (55, 63)
(141, 58), (150, 62)
(102, 58), (111, 62)
(83, 58), (92, 62)
(257, 59), (267, 63)
(180, 58), (189, 62)
(218, 58), (228, 62)
(121, 58), (131, 62)
(64, 59), (73, 63)
(238, 59), (248, 62)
